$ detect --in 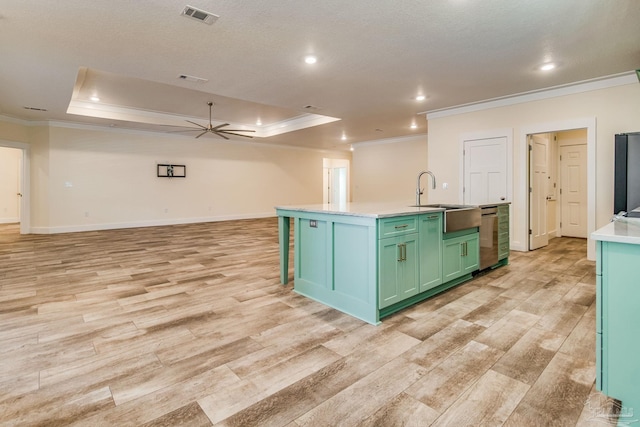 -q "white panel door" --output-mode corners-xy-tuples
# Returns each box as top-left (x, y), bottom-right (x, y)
(560, 145), (587, 238)
(463, 137), (508, 205)
(529, 134), (549, 250)
(323, 158), (350, 205)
